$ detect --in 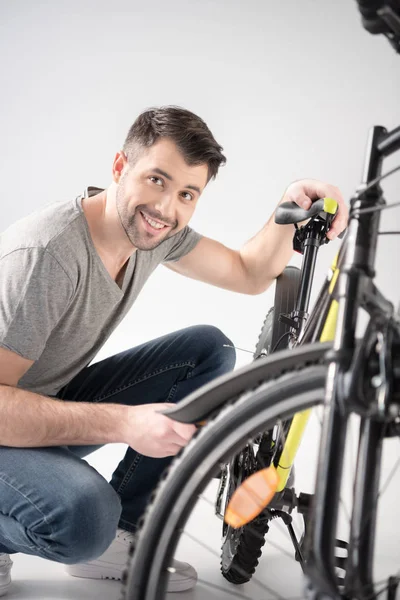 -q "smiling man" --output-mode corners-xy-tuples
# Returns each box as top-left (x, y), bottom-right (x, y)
(0, 106), (347, 596)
